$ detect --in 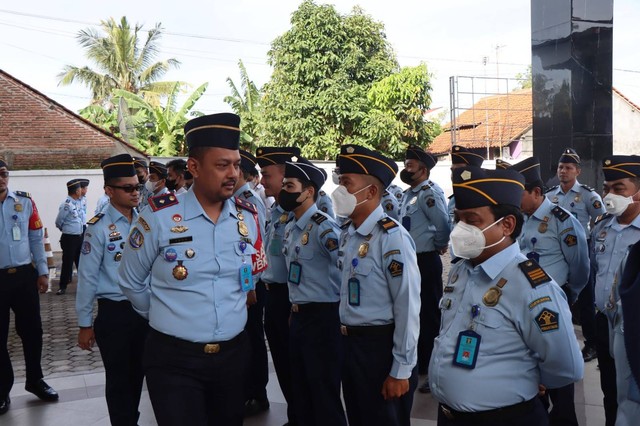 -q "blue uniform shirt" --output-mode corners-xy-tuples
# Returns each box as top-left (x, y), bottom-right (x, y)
(381, 190), (399, 220)
(55, 196), (84, 235)
(117, 190), (262, 343)
(338, 205), (421, 379)
(94, 194), (110, 215)
(447, 195), (456, 230)
(400, 178), (450, 252)
(283, 204), (341, 303)
(591, 213), (640, 311)
(262, 204), (293, 284)
(316, 190), (335, 219)
(387, 184), (404, 203)
(76, 205), (137, 327)
(78, 195), (88, 224)
(429, 243), (583, 411)
(546, 181), (605, 233)
(0, 190), (47, 275)
(518, 198), (589, 303)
